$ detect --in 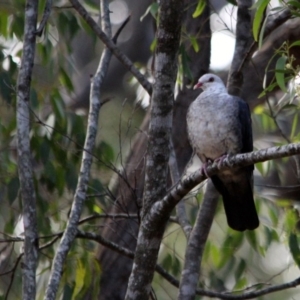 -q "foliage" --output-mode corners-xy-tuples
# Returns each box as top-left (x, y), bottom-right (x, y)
(1, 0), (300, 299)
(0, 0), (120, 298)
